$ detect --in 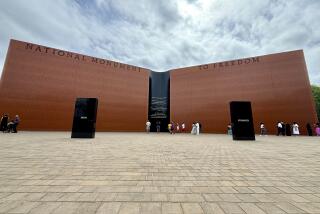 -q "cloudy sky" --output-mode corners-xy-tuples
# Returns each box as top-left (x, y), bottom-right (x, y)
(0, 0), (319, 84)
